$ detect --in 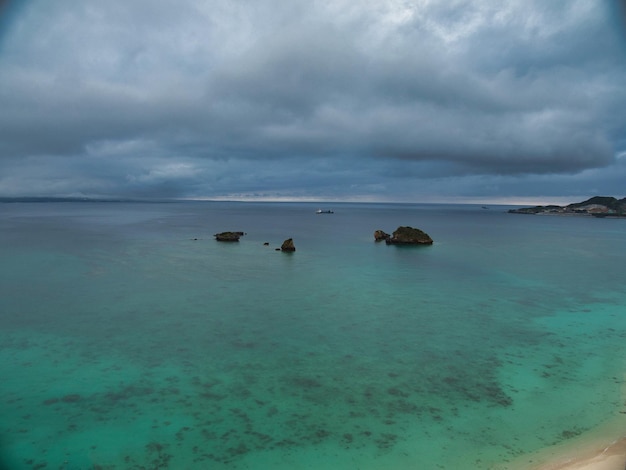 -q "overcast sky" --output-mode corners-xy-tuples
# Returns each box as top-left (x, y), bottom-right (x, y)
(1, 0), (625, 203)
